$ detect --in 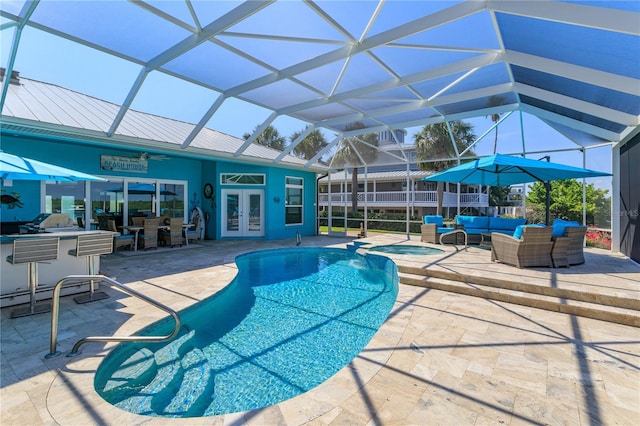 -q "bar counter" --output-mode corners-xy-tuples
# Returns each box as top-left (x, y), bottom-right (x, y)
(1, 230), (115, 308)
